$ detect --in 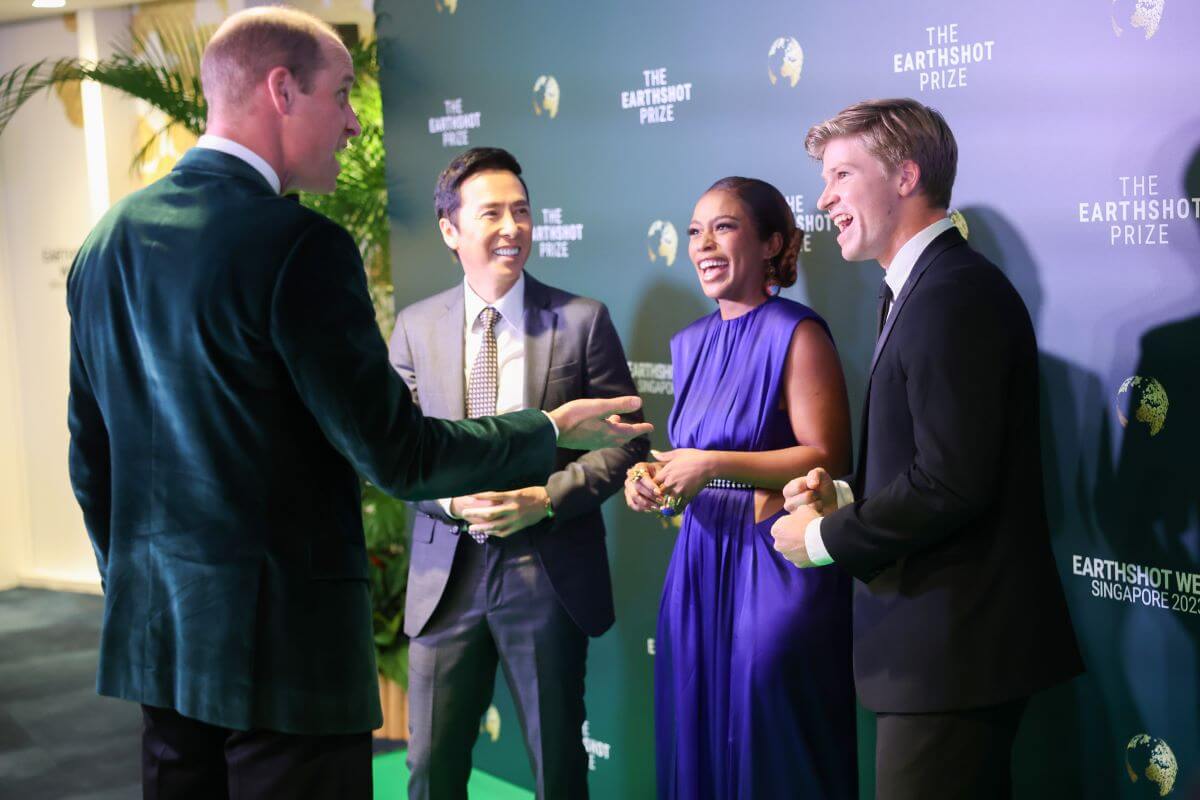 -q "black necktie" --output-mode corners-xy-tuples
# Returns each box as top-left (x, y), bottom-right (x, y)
(877, 281), (894, 339)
